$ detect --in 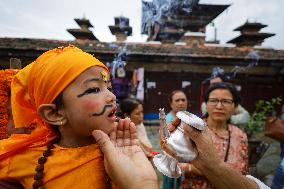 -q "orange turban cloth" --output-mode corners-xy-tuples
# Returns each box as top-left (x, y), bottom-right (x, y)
(0, 45), (108, 160)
